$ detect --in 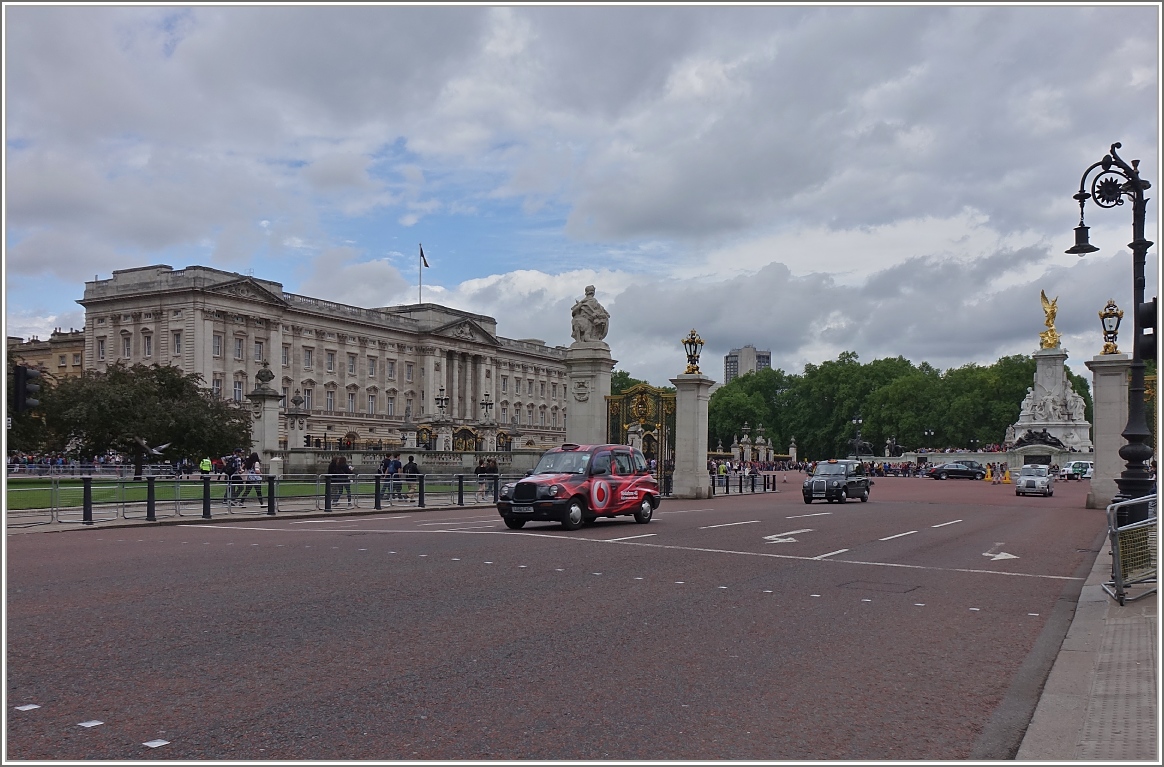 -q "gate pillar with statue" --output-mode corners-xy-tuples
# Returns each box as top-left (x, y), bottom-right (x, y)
(565, 285), (616, 446)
